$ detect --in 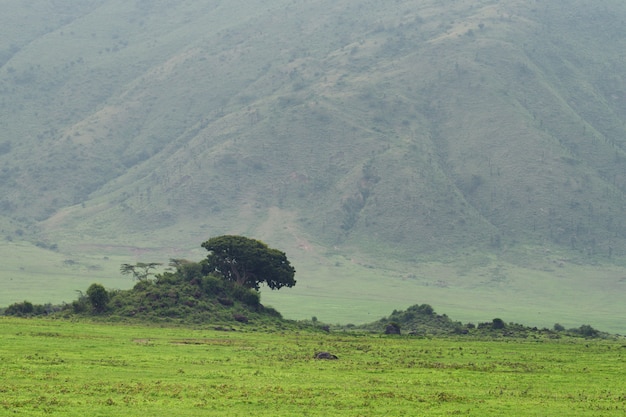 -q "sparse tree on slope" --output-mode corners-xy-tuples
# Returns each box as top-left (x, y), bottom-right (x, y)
(120, 262), (162, 281)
